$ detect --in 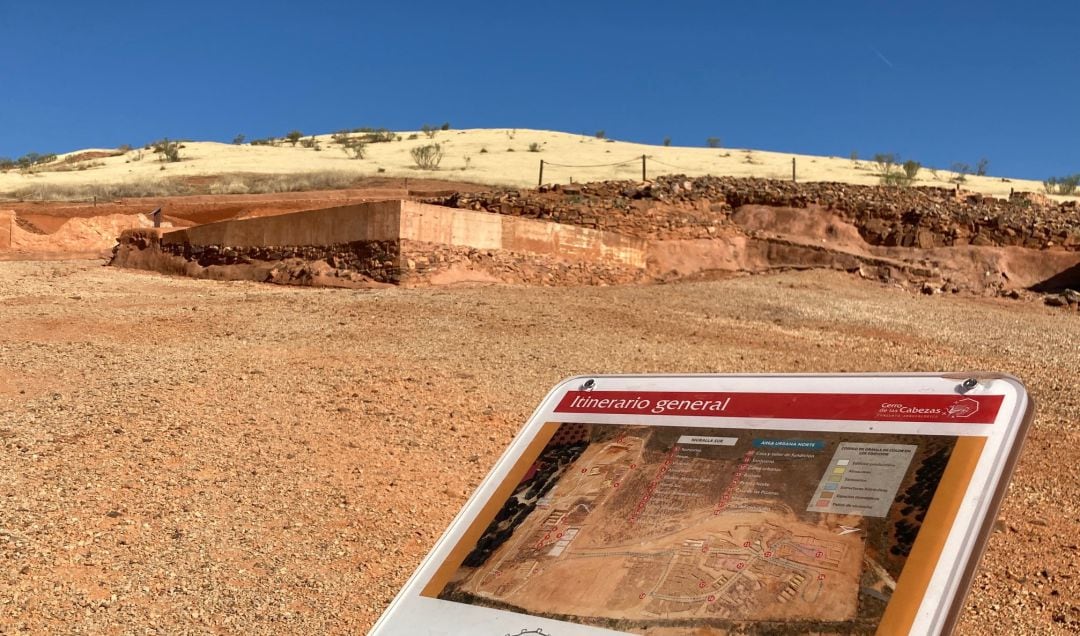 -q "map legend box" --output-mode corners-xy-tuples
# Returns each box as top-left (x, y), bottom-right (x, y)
(807, 442), (917, 517)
